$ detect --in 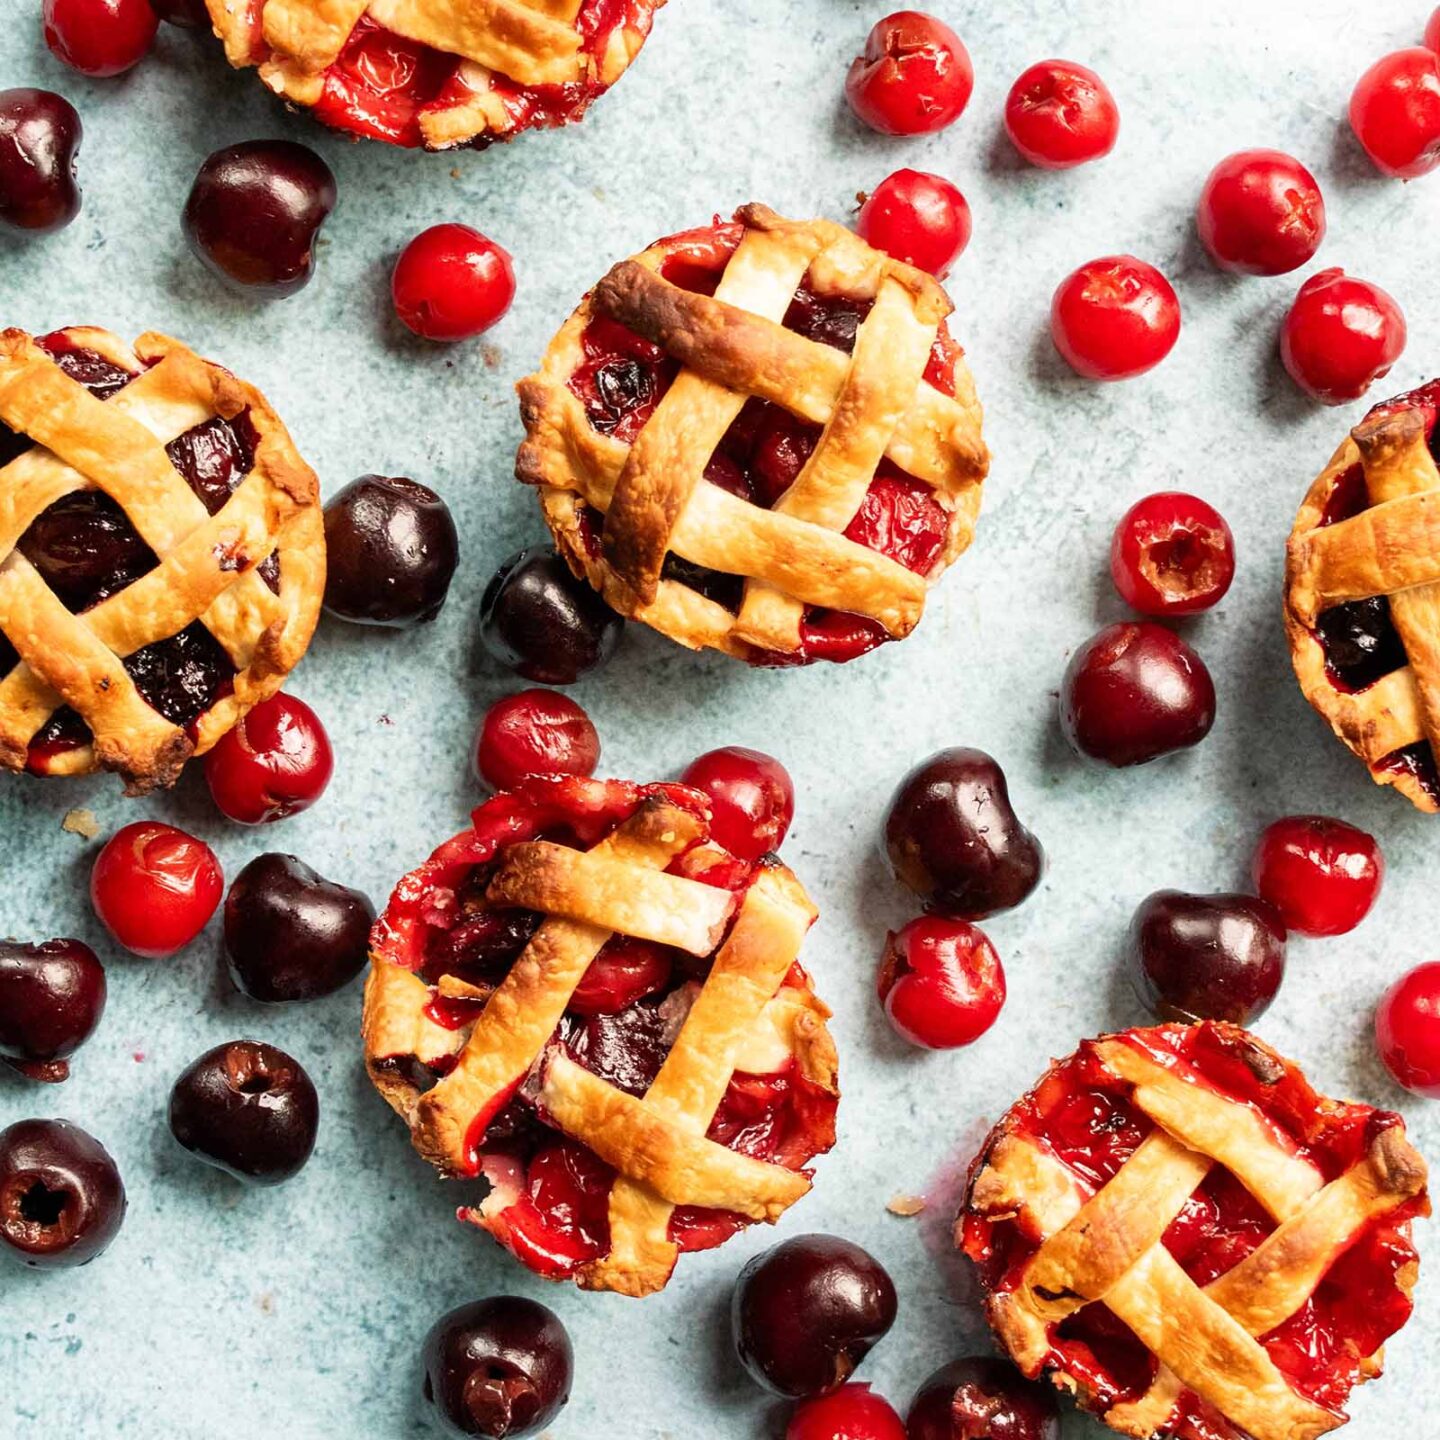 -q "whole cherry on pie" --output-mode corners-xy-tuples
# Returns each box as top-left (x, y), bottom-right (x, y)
(0, 939), (106, 1083)
(787, 1383), (906, 1440)
(1195, 149), (1326, 276)
(1109, 492), (1235, 616)
(0, 89), (82, 235)
(422, 1297), (573, 1438)
(877, 916), (1005, 1049)
(679, 747), (795, 861)
(1349, 47), (1440, 180)
(1280, 268), (1406, 406)
(0, 1118), (125, 1268)
(1377, 962), (1440, 1098)
(1050, 256), (1180, 381)
(732, 1234), (897, 1398)
(204, 692), (334, 824)
(855, 170), (972, 279)
(183, 141), (337, 298)
(42, 0), (156, 77)
(1003, 60), (1120, 169)
(393, 224), (517, 342)
(475, 690), (601, 791)
(906, 1356), (1060, 1440)
(845, 11), (973, 136)
(91, 821), (223, 959)
(168, 1040), (319, 1184)
(1251, 816), (1383, 937)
